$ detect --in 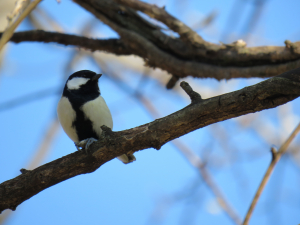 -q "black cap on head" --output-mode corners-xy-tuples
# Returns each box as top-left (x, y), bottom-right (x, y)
(68, 70), (100, 81)
(63, 70), (102, 97)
